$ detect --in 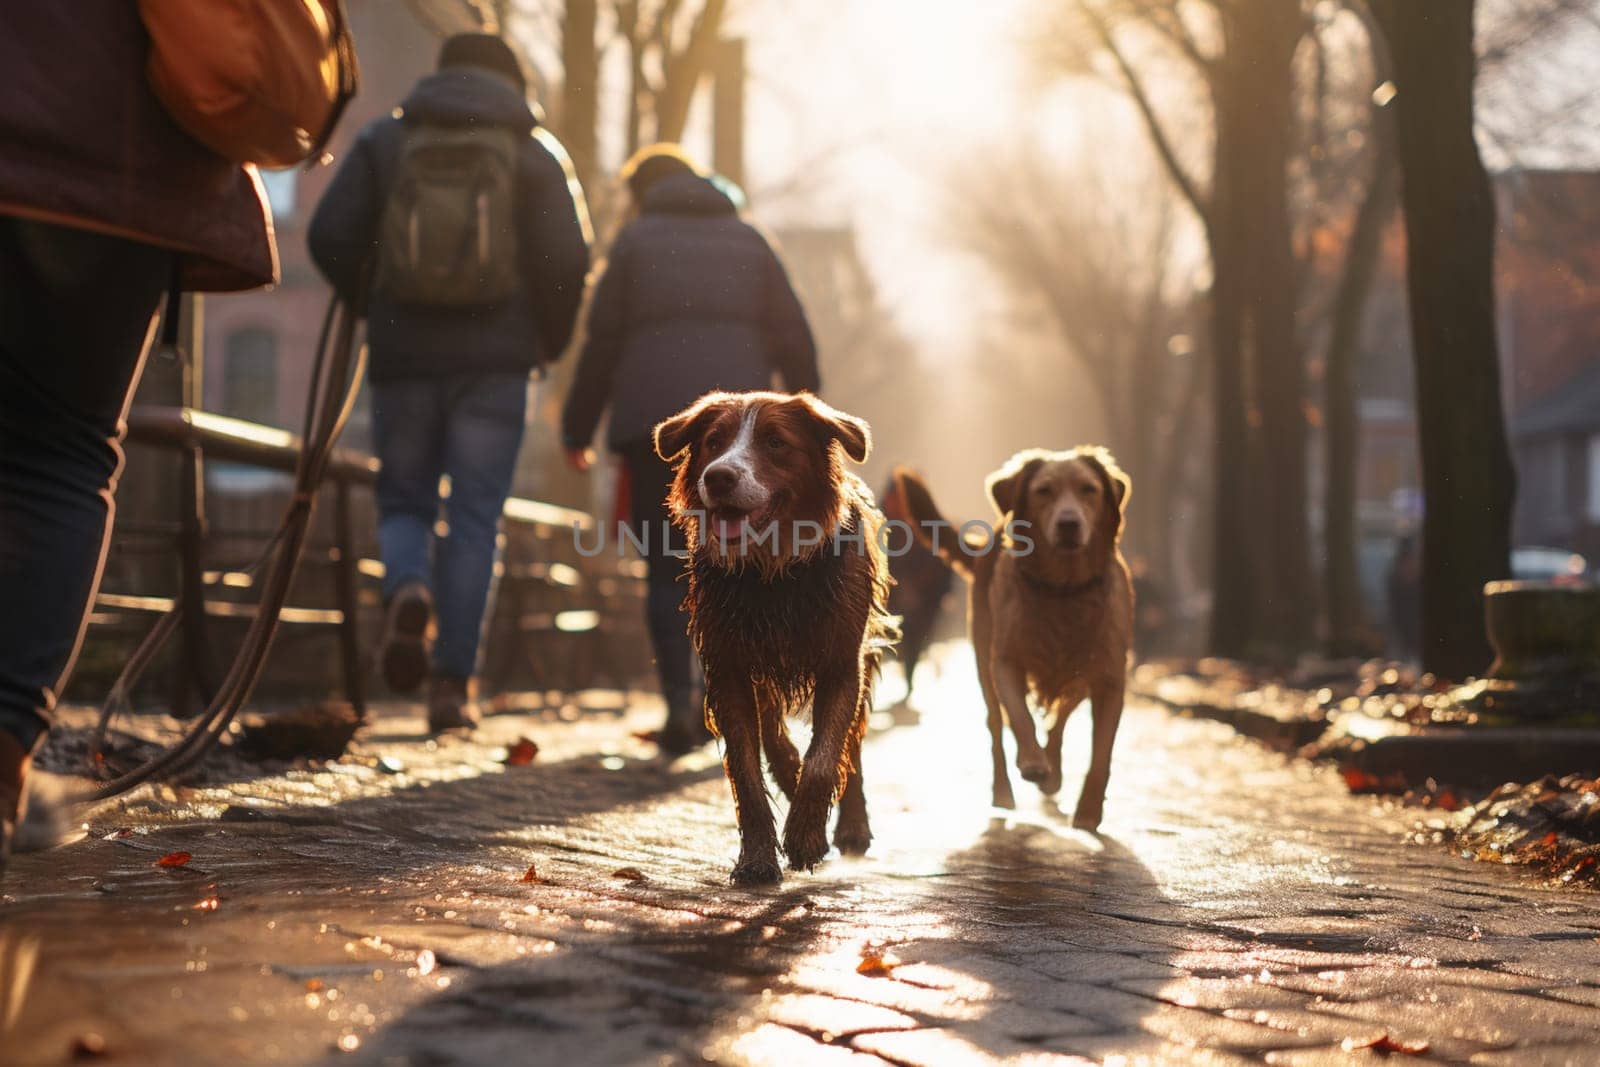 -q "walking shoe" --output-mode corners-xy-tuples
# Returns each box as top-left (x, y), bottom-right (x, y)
(427, 675), (480, 734)
(379, 581), (433, 694)
(656, 704), (713, 757)
(13, 774), (79, 855)
(0, 732), (30, 884)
